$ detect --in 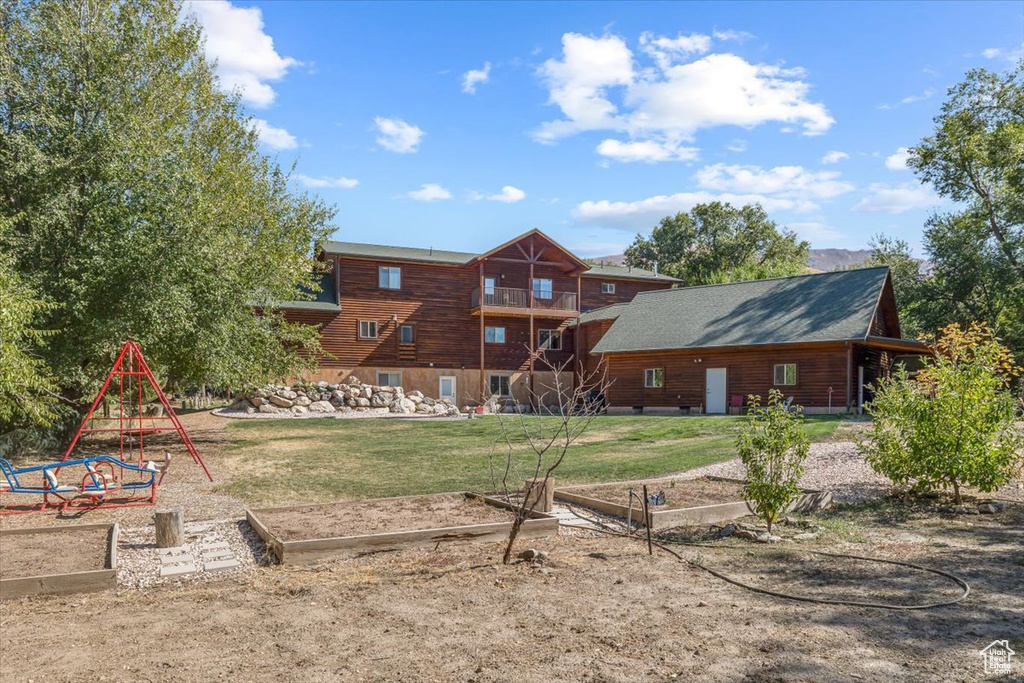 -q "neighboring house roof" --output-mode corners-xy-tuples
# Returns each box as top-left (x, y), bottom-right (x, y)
(277, 300), (342, 312)
(582, 262), (680, 282)
(592, 267), (896, 354)
(323, 241), (477, 265)
(278, 270), (340, 311)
